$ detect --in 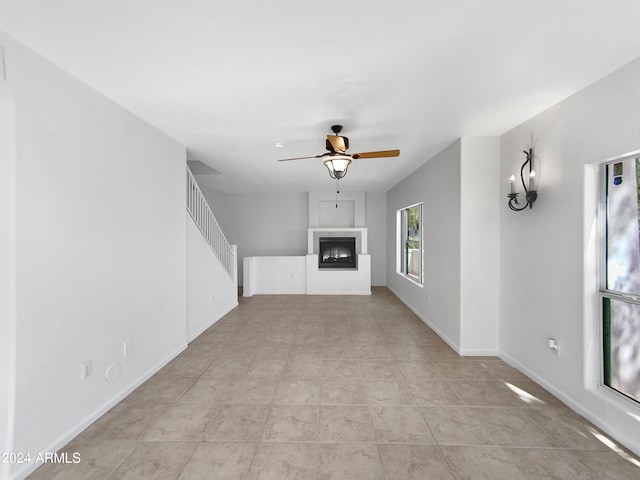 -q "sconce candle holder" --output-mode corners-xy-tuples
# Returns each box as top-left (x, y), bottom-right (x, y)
(507, 148), (537, 211)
